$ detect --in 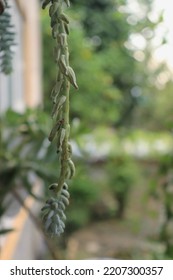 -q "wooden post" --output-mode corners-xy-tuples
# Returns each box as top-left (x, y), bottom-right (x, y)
(22, 0), (42, 108)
